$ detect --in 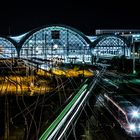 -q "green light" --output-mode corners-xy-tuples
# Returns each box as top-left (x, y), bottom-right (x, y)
(133, 70), (136, 74)
(39, 82), (88, 140)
